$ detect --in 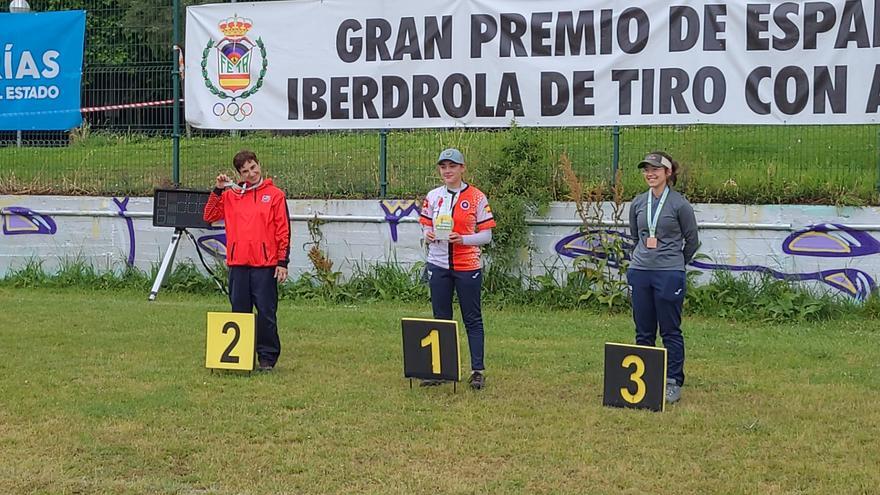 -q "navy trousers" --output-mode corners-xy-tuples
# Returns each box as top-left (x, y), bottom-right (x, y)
(229, 266), (280, 365)
(427, 263), (485, 371)
(626, 268), (686, 386)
